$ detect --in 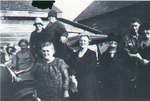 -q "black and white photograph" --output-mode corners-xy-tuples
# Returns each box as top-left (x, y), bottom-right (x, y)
(1, 0), (150, 101)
